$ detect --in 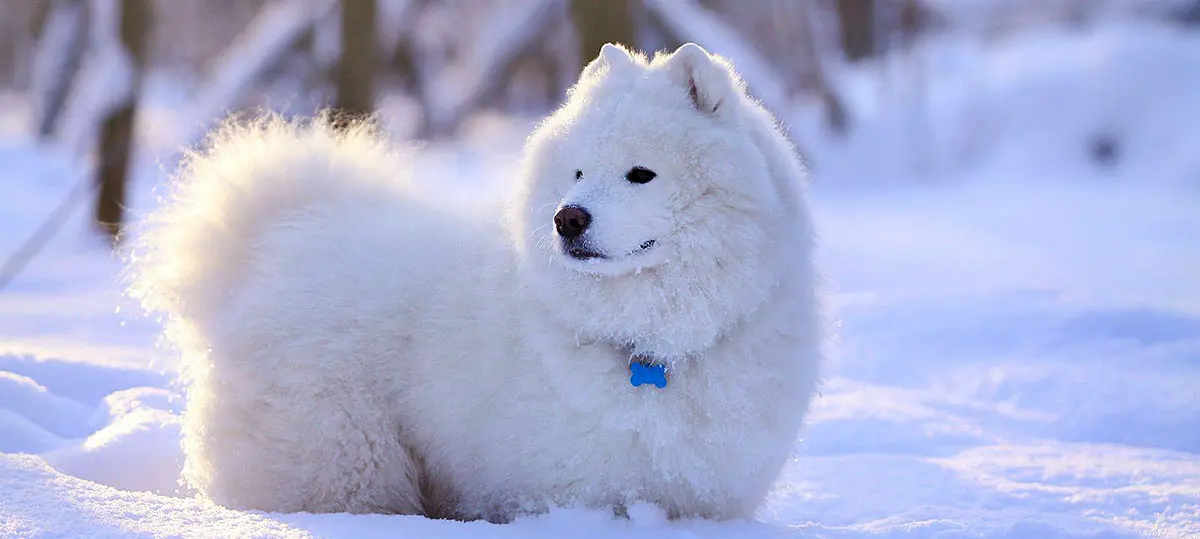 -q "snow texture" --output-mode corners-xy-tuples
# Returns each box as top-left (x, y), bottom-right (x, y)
(1, 19), (1198, 539)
